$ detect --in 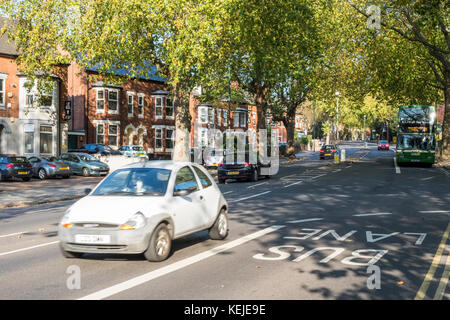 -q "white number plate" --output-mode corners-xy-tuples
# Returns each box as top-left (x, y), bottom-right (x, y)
(74, 234), (111, 244)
